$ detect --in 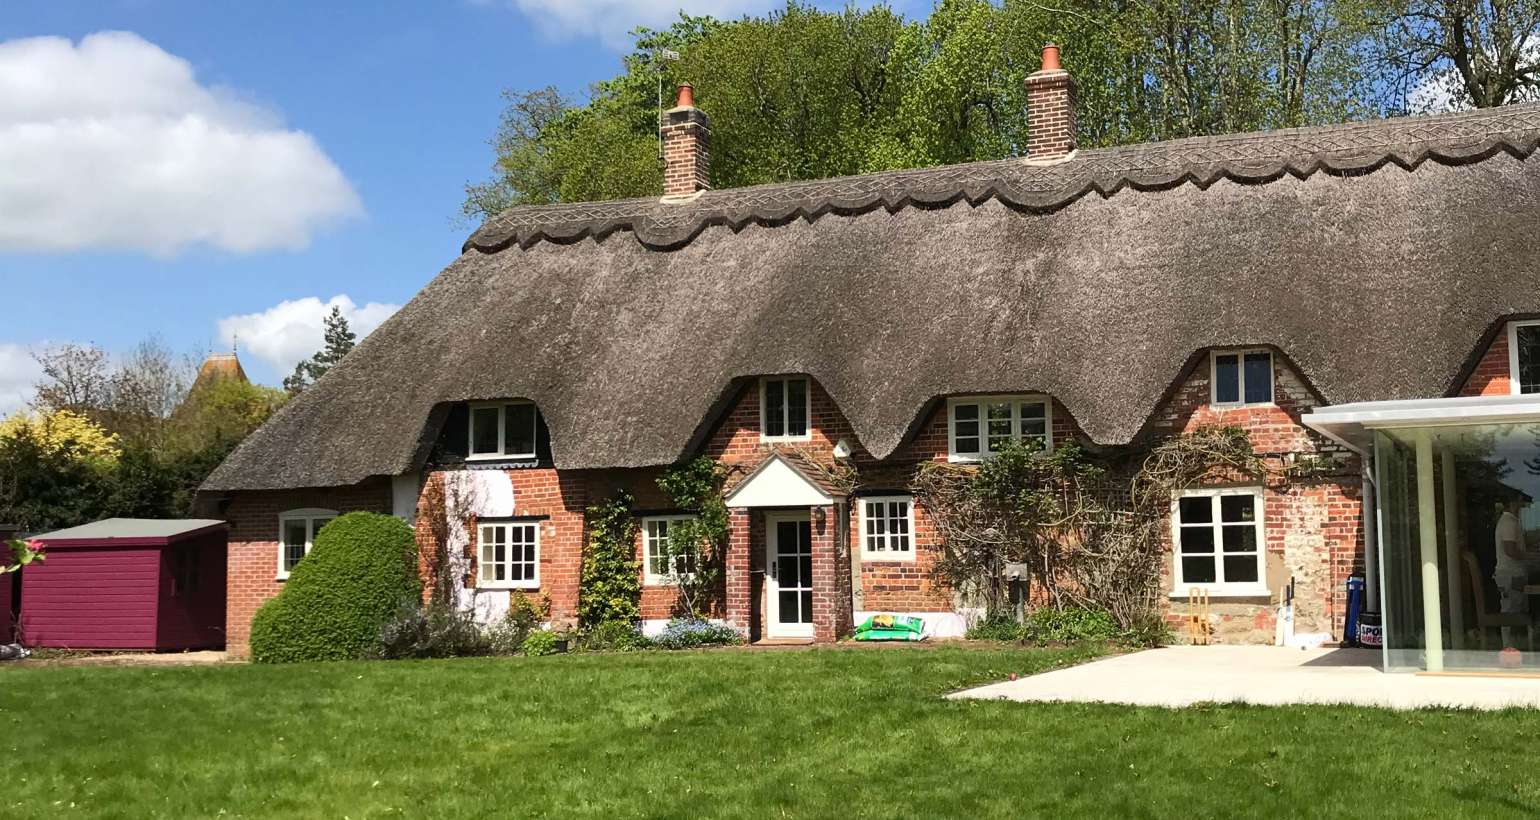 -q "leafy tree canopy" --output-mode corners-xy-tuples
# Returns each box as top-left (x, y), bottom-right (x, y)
(464, 0), (1540, 222)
